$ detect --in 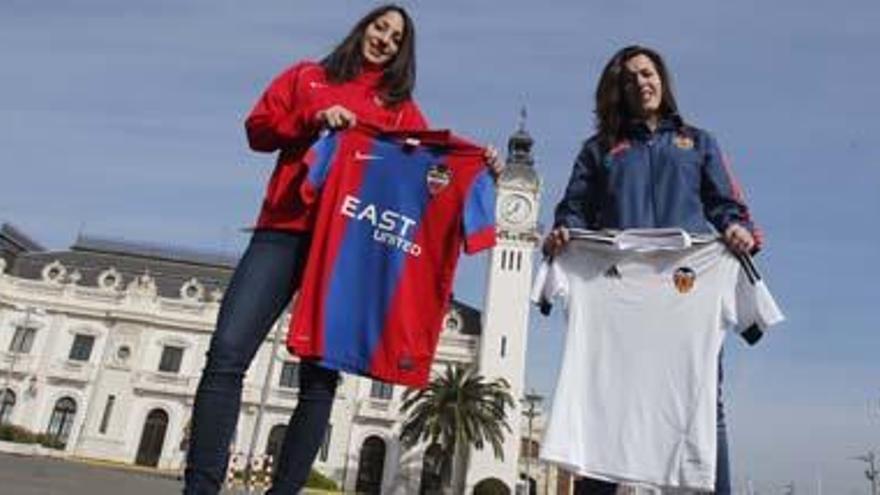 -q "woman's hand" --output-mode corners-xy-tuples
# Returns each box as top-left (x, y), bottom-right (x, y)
(723, 223), (755, 254)
(484, 145), (504, 178)
(543, 227), (571, 256)
(315, 105), (357, 130)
